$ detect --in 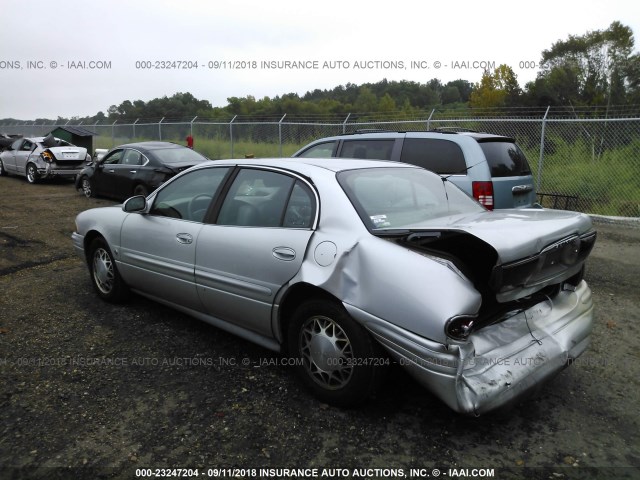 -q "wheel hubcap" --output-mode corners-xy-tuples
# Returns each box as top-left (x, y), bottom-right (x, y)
(93, 248), (114, 294)
(82, 178), (91, 197)
(27, 166), (35, 182)
(300, 315), (353, 389)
